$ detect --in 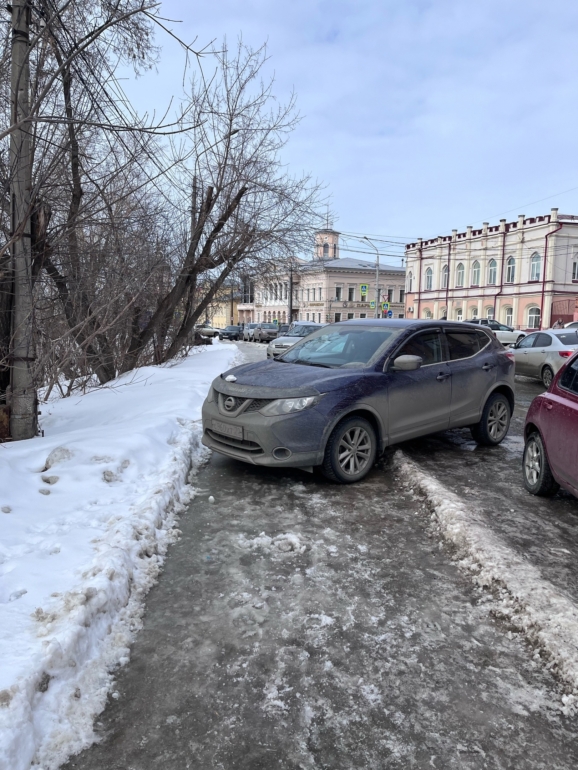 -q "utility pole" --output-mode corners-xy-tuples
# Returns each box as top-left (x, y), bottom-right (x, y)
(364, 237), (380, 319)
(10, 0), (36, 440)
(288, 263), (293, 322)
